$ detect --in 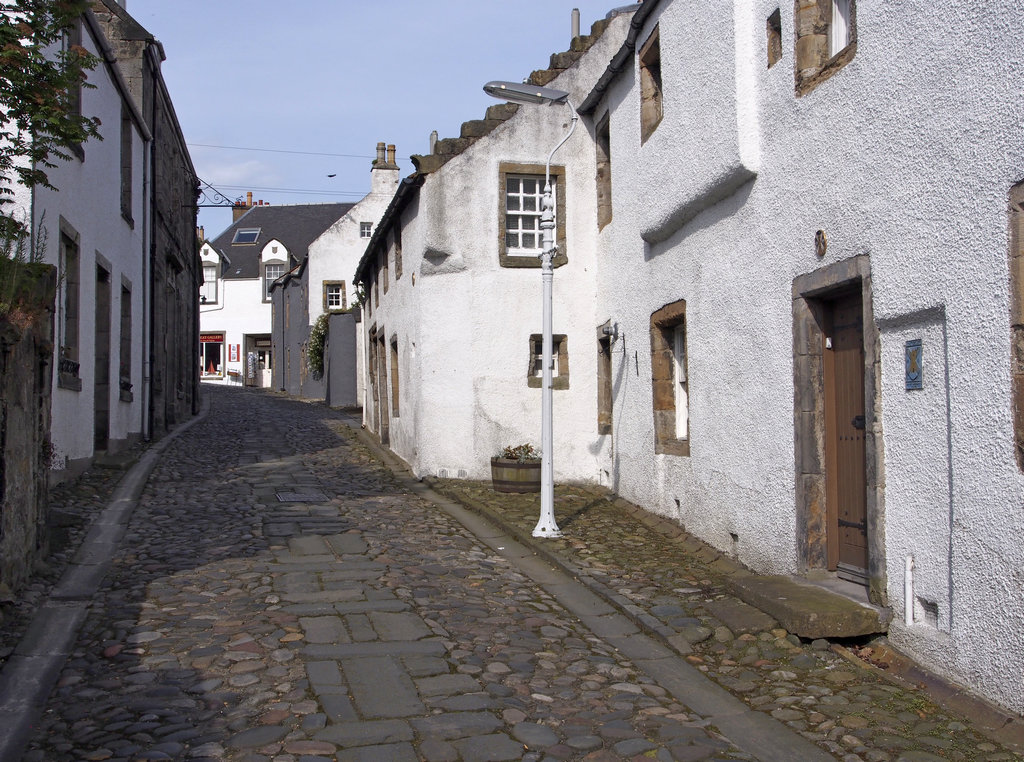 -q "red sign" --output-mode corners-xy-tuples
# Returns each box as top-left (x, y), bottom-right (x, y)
(200, 333), (222, 343)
